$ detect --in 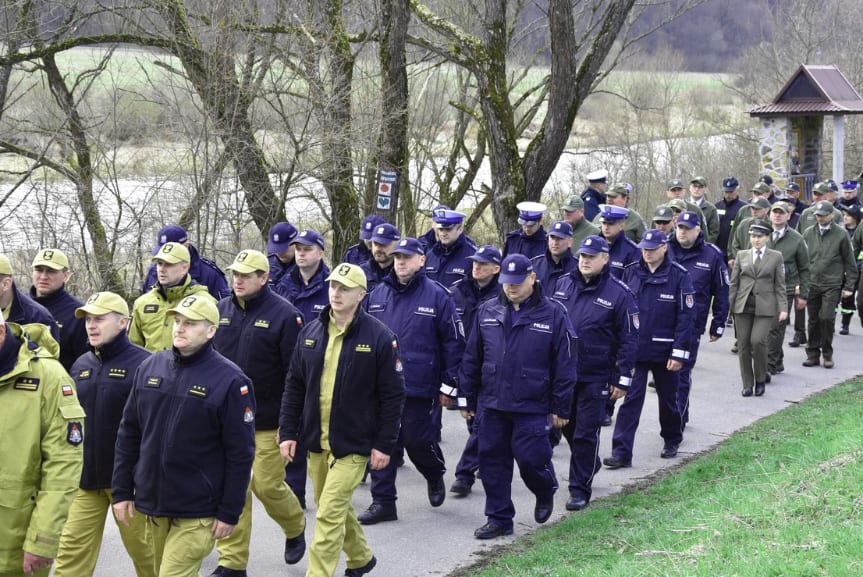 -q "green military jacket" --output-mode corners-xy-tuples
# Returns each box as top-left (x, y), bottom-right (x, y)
(796, 204), (843, 234)
(693, 199), (720, 245)
(570, 218), (599, 251)
(0, 322), (84, 572)
(129, 275), (214, 352)
(767, 227), (810, 298)
(802, 223), (858, 290)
